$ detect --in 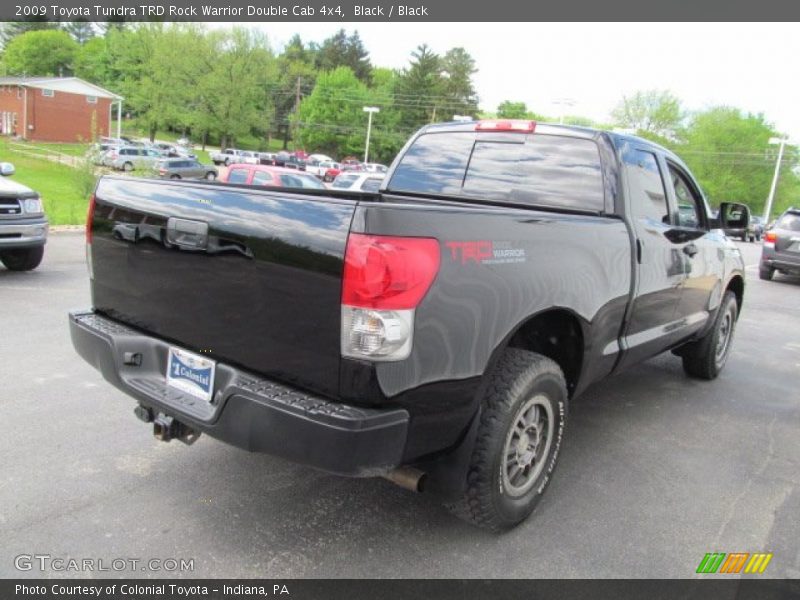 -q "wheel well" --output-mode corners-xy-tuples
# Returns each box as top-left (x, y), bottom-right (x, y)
(727, 275), (744, 313)
(506, 310), (584, 396)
